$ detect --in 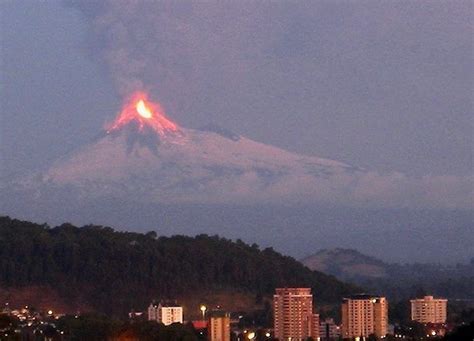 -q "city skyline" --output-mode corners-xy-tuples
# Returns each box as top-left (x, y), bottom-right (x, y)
(0, 288), (455, 340)
(0, 1), (472, 338)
